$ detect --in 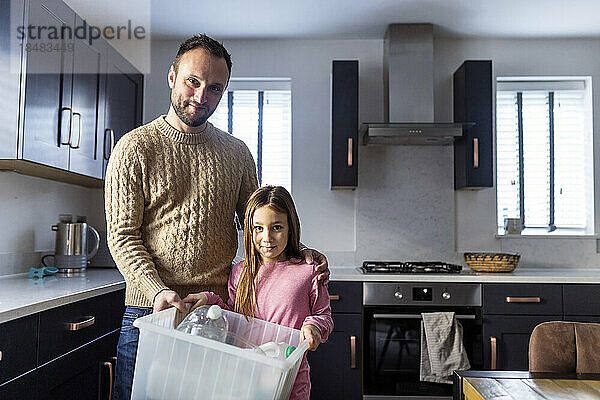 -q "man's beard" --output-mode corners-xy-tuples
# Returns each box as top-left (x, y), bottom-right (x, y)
(171, 93), (213, 128)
